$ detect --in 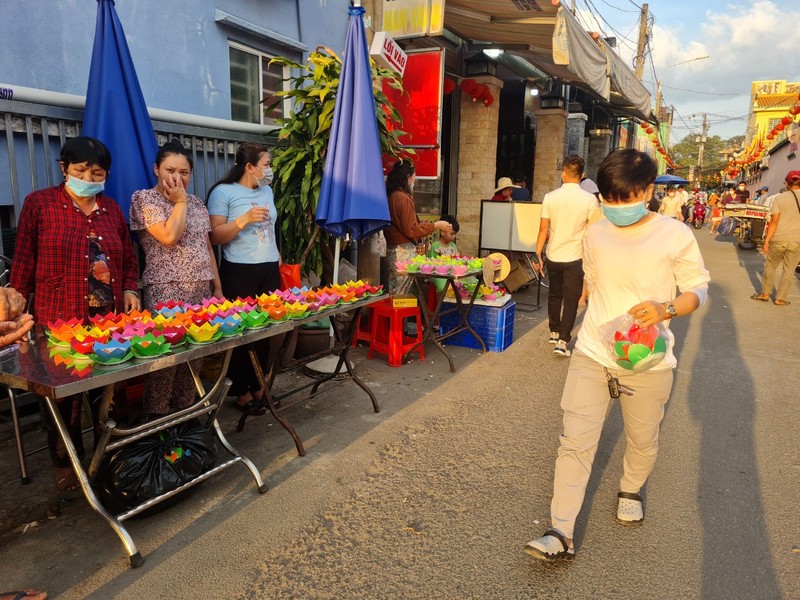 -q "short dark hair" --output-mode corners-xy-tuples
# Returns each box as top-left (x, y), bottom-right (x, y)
(562, 155), (585, 178)
(512, 171), (526, 183)
(441, 214), (460, 233)
(596, 149), (657, 201)
(155, 138), (193, 170)
(60, 136), (112, 171)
